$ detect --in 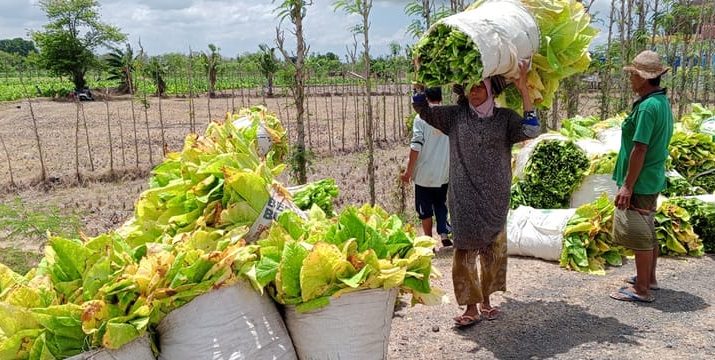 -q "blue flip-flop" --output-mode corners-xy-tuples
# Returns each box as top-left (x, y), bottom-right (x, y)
(610, 286), (655, 303)
(625, 275), (660, 290)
